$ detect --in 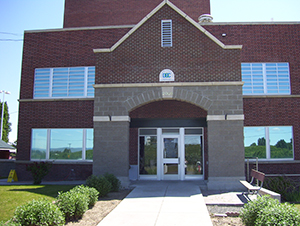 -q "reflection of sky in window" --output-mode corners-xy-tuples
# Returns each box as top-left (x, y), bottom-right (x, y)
(244, 127), (292, 146)
(86, 129), (93, 149)
(32, 129), (47, 150)
(269, 127), (292, 145)
(185, 136), (201, 145)
(51, 129), (82, 149)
